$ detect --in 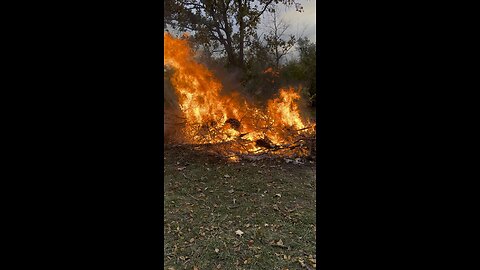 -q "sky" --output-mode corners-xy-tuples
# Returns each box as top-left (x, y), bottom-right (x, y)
(164, 0), (316, 61)
(274, 0), (316, 42)
(165, 0), (316, 41)
(257, 0), (316, 62)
